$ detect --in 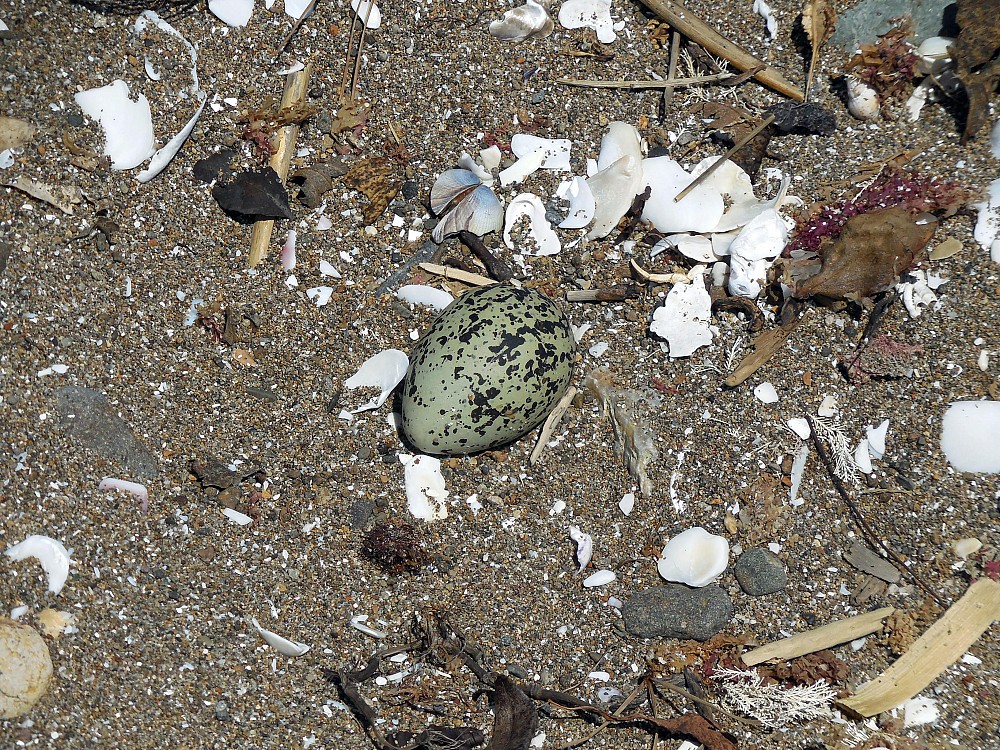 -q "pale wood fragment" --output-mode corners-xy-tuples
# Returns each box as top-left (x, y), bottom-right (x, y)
(417, 262), (496, 287)
(529, 386), (578, 465)
(725, 316), (801, 387)
(742, 607), (895, 666)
